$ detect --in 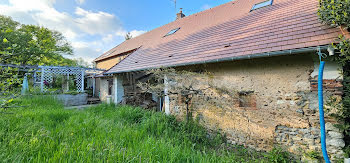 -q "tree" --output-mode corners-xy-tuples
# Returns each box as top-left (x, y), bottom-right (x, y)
(72, 57), (93, 68)
(0, 15), (78, 110)
(0, 15), (75, 66)
(125, 32), (132, 40)
(0, 67), (23, 110)
(138, 68), (237, 121)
